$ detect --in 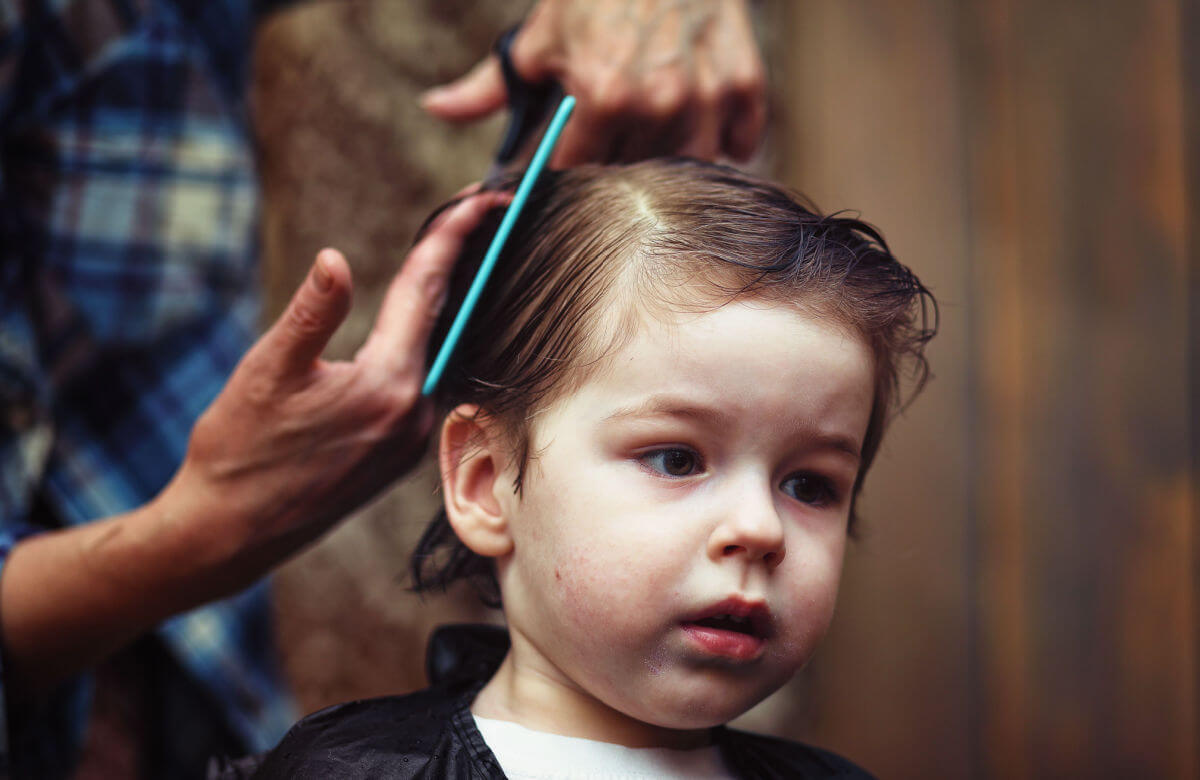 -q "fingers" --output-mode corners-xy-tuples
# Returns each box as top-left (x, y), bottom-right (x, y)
(527, 0), (767, 164)
(450, 181), (484, 200)
(719, 55), (767, 162)
(424, 2), (766, 163)
(558, 85), (729, 165)
(420, 56), (508, 122)
(607, 73), (762, 163)
(358, 192), (511, 374)
(676, 89), (724, 162)
(551, 103), (621, 167)
(506, 0), (561, 85)
(249, 249), (353, 382)
(722, 89), (766, 162)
